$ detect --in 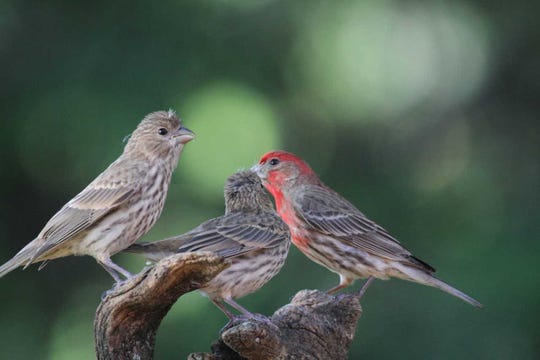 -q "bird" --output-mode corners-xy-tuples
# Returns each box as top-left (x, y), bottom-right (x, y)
(126, 170), (291, 321)
(251, 150), (482, 308)
(0, 110), (194, 283)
